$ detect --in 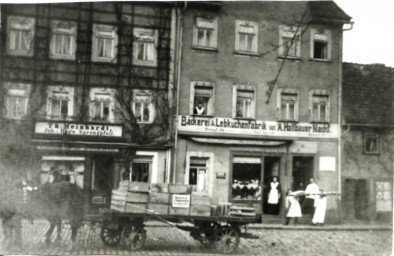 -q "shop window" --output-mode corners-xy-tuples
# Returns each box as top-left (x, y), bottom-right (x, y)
(92, 24), (118, 63)
(235, 20), (258, 54)
(233, 85), (256, 119)
(309, 90), (330, 122)
(190, 81), (214, 116)
(193, 17), (218, 50)
(364, 132), (380, 154)
(4, 82), (31, 120)
(133, 28), (157, 67)
(189, 157), (208, 193)
(279, 25), (301, 58)
(47, 86), (74, 119)
(7, 16), (35, 56)
(132, 90), (155, 123)
(311, 28), (331, 60)
(277, 88), (299, 121)
(376, 181), (392, 212)
(131, 157), (152, 183)
(232, 156), (261, 201)
(50, 20), (77, 60)
(89, 88), (115, 122)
